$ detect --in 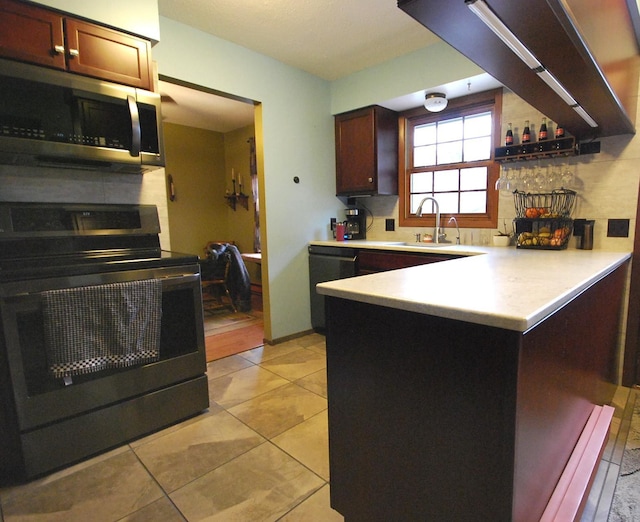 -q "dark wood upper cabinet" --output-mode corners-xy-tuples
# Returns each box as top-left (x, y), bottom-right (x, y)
(398, 0), (638, 139)
(64, 19), (151, 90)
(335, 105), (399, 196)
(0, 0), (66, 69)
(0, 0), (152, 91)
